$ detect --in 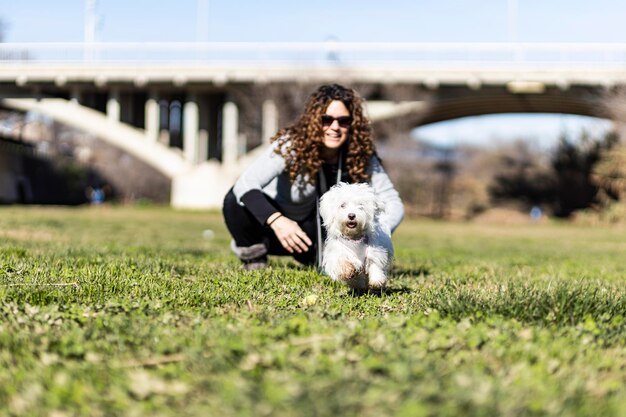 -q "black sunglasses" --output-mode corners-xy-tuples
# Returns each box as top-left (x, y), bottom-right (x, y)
(321, 115), (352, 128)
